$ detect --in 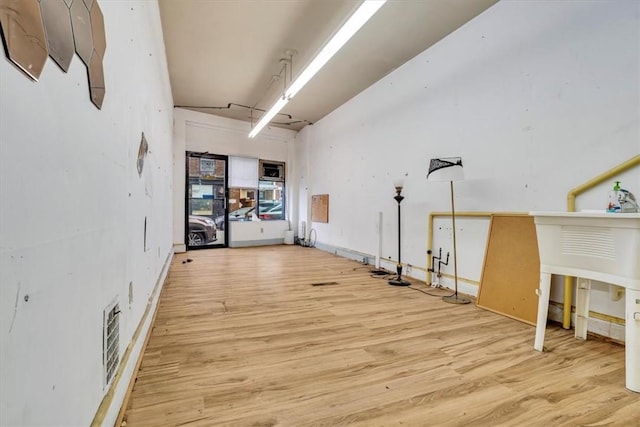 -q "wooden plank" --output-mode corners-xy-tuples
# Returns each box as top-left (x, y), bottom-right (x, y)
(477, 214), (540, 325)
(120, 246), (632, 427)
